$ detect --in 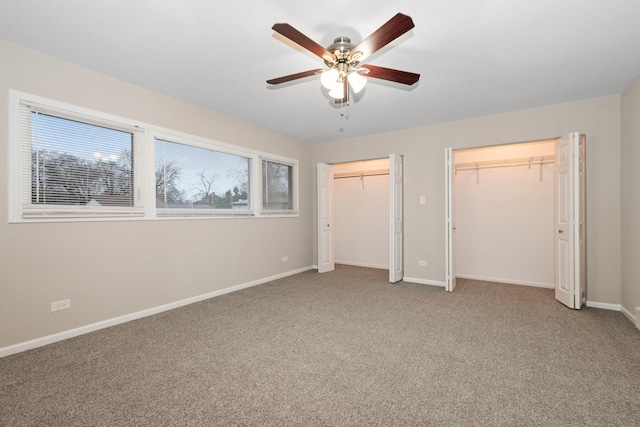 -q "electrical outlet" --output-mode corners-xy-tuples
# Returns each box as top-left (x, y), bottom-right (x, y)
(51, 299), (71, 312)
(418, 260), (428, 267)
(419, 195), (426, 205)
(282, 256), (289, 262)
